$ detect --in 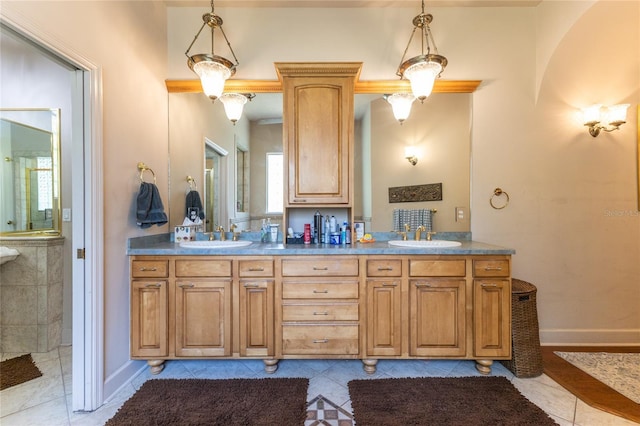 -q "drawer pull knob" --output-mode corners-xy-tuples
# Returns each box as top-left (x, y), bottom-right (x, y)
(179, 283), (195, 288)
(313, 311), (329, 316)
(243, 283), (260, 288)
(313, 339), (329, 344)
(313, 289), (329, 294)
(144, 283), (162, 288)
(481, 283), (498, 287)
(415, 283), (432, 288)
(383, 283), (398, 287)
(378, 267), (394, 271)
(484, 266), (503, 271)
(313, 266), (329, 271)
(140, 267), (158, 272)
(248, 267), (265, 272)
